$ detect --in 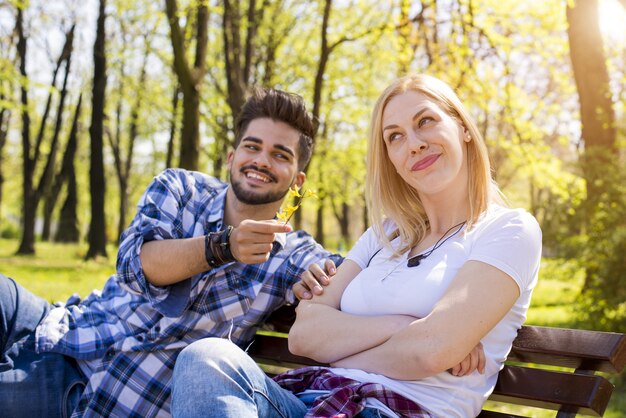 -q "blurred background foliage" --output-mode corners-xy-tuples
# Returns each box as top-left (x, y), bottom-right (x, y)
(0, 0), (625, 334)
